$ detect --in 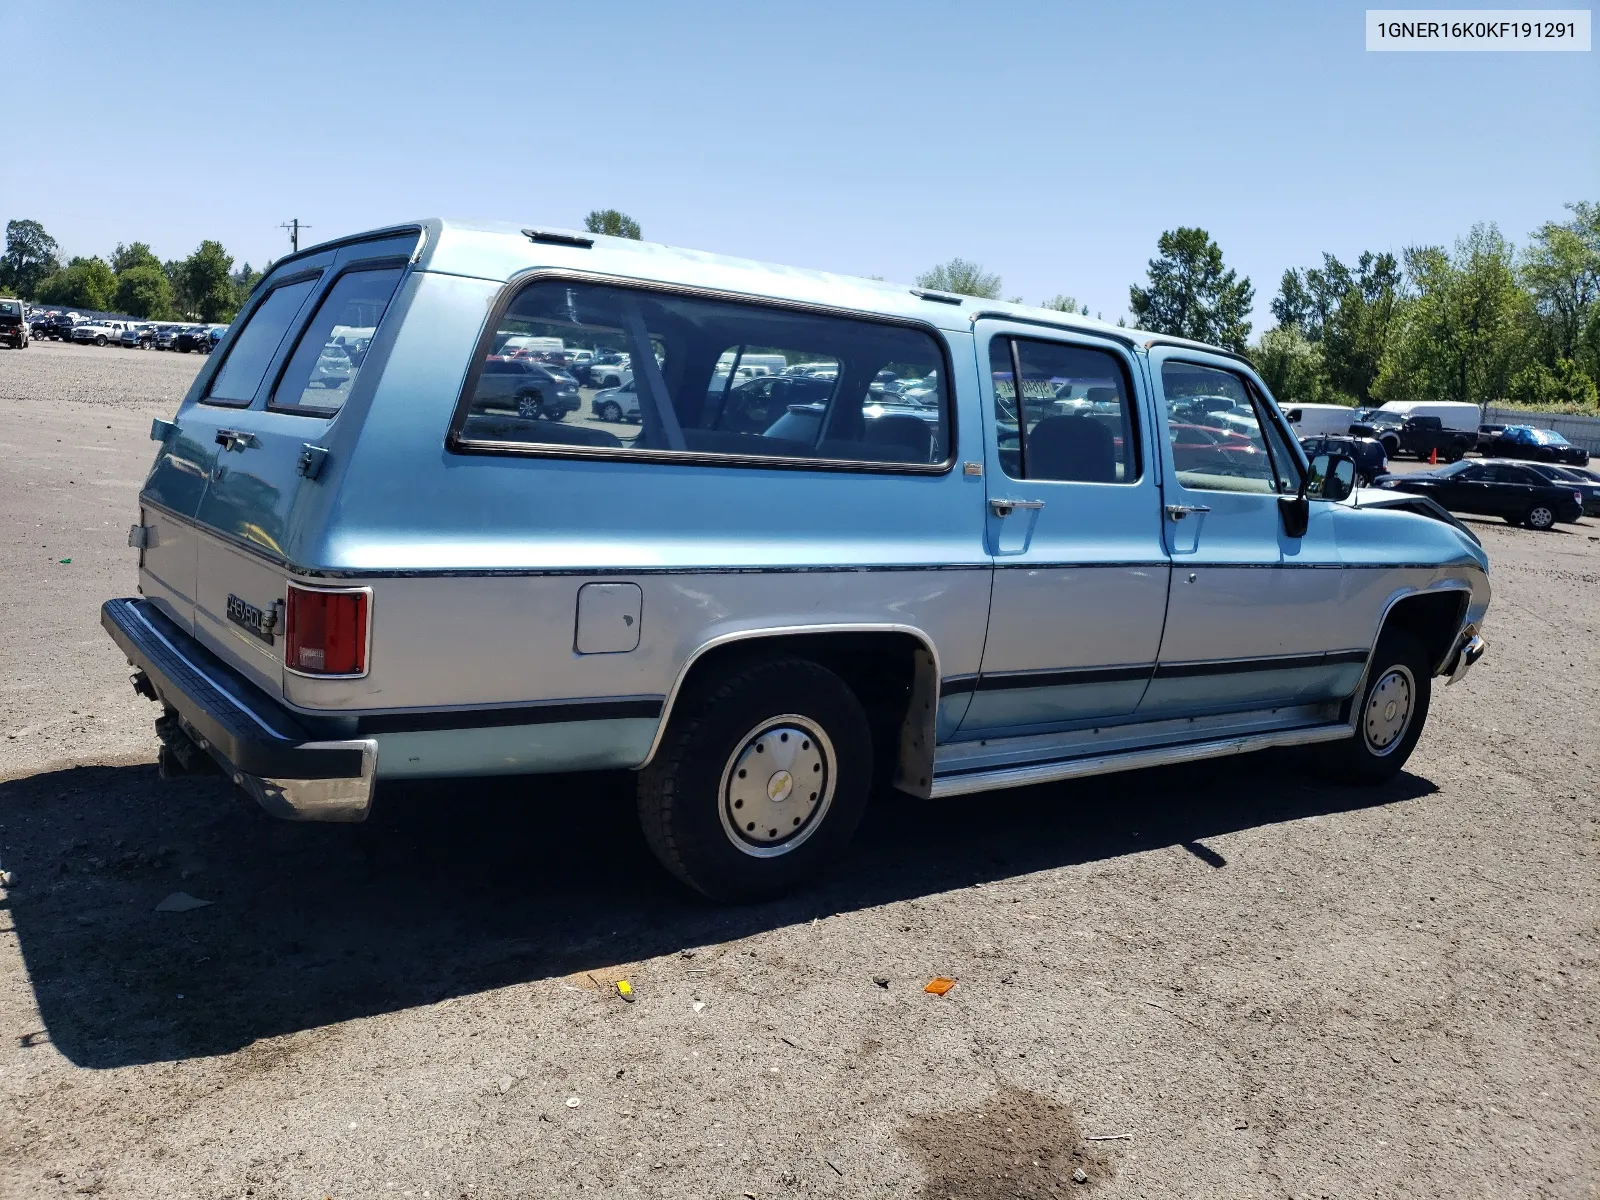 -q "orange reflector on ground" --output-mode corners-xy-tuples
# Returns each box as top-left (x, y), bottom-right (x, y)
(924, 976), (956, 995)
